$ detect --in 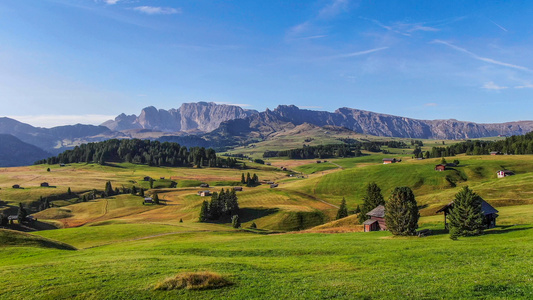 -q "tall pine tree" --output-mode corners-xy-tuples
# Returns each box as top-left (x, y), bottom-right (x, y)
(385, 187), (419, 236)
(447, 186), (484, 240)
(358, 182), (385, 224)
(199, 200), (209, 222)
(336, 197), (348, 220)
